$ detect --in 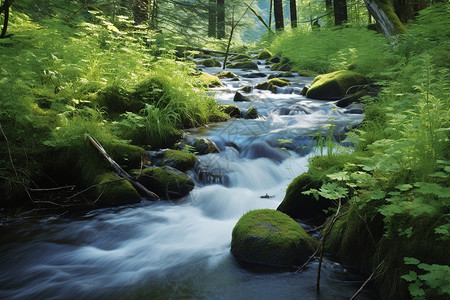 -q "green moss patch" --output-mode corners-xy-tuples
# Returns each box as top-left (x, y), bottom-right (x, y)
(255, 78), (290, 93)
(231, 209), (318, 267)
(199, 59), (222, 67)
(161, 149), (198, 171)
(217, 71), (237, 79)
(244, 107), (258, 119)
(199, 73), (222, 87)
(194, 138), (219, 155)
(95, 172), (141, 207)
(229, 54), (252, 61)
(219, 104), (242, 118)
(227, 60), (258, 70)
(135, 166), (195, 200)
(256, 49), (272, 60)
(106, 143), (148, 170)
(306, 70), (367, 100)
